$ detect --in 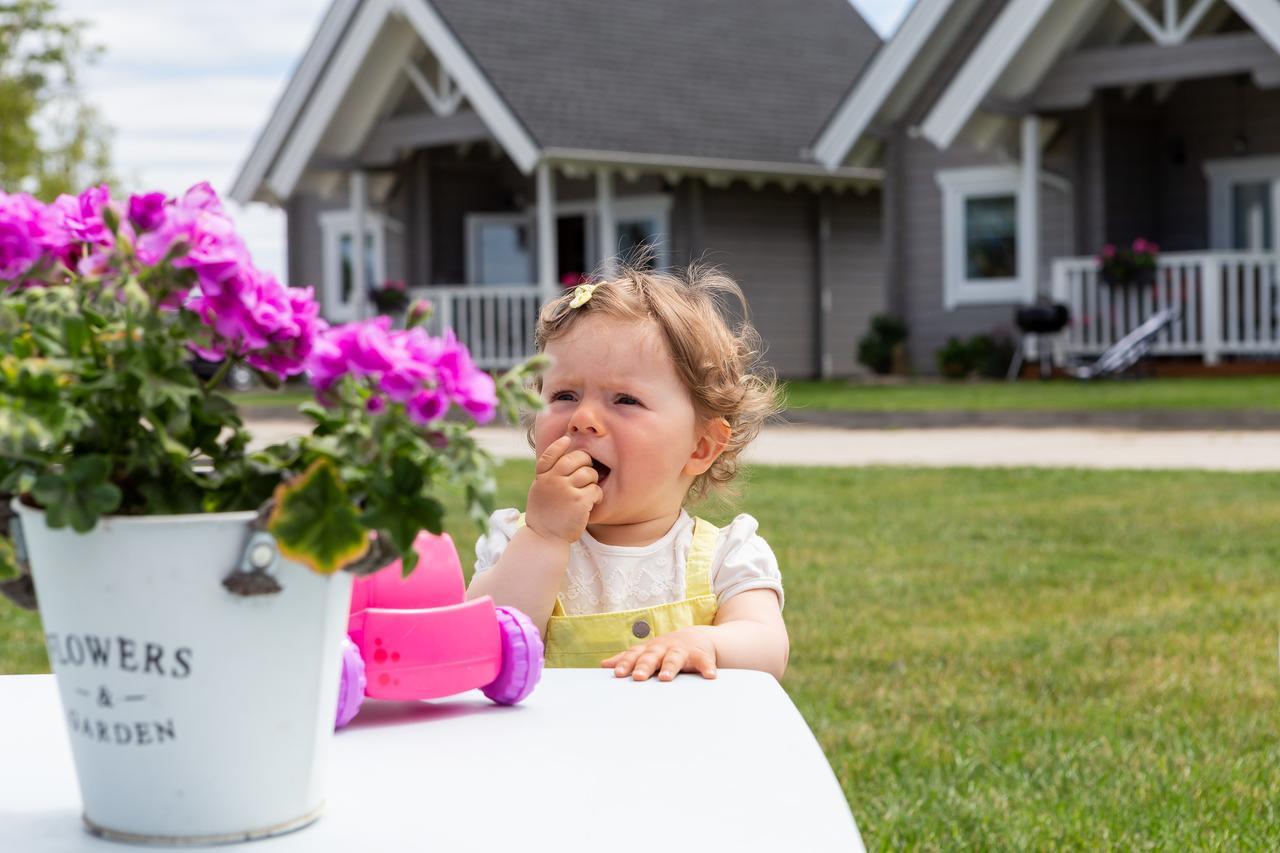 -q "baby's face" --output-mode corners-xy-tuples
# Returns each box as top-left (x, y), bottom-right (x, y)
(533, 314), (701, 528)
